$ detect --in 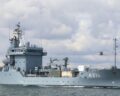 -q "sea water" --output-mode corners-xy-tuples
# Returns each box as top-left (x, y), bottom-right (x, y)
(0, 85), (120, 96)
